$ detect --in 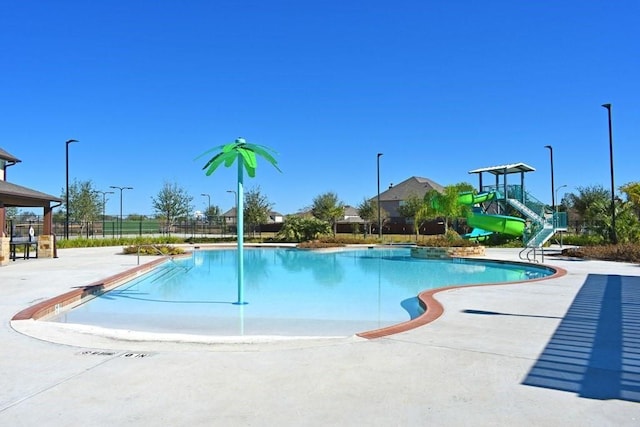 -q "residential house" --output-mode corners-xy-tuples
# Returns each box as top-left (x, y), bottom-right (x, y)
(222, 208), (284, 225)
(373, 176), (445, 223)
